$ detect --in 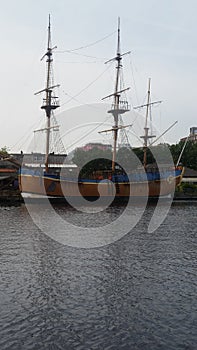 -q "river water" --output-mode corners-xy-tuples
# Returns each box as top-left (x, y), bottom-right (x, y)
(0, 202), (196, 349)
